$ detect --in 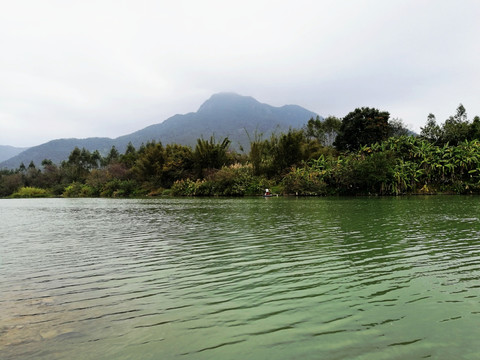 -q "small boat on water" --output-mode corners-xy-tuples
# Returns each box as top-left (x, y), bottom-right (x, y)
(263, 188), (273, 197)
